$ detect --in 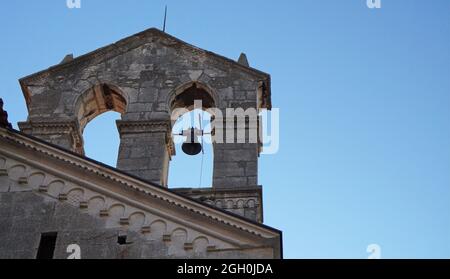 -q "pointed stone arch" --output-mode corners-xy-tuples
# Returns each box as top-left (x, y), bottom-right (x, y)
(168, 81), (218, 112)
